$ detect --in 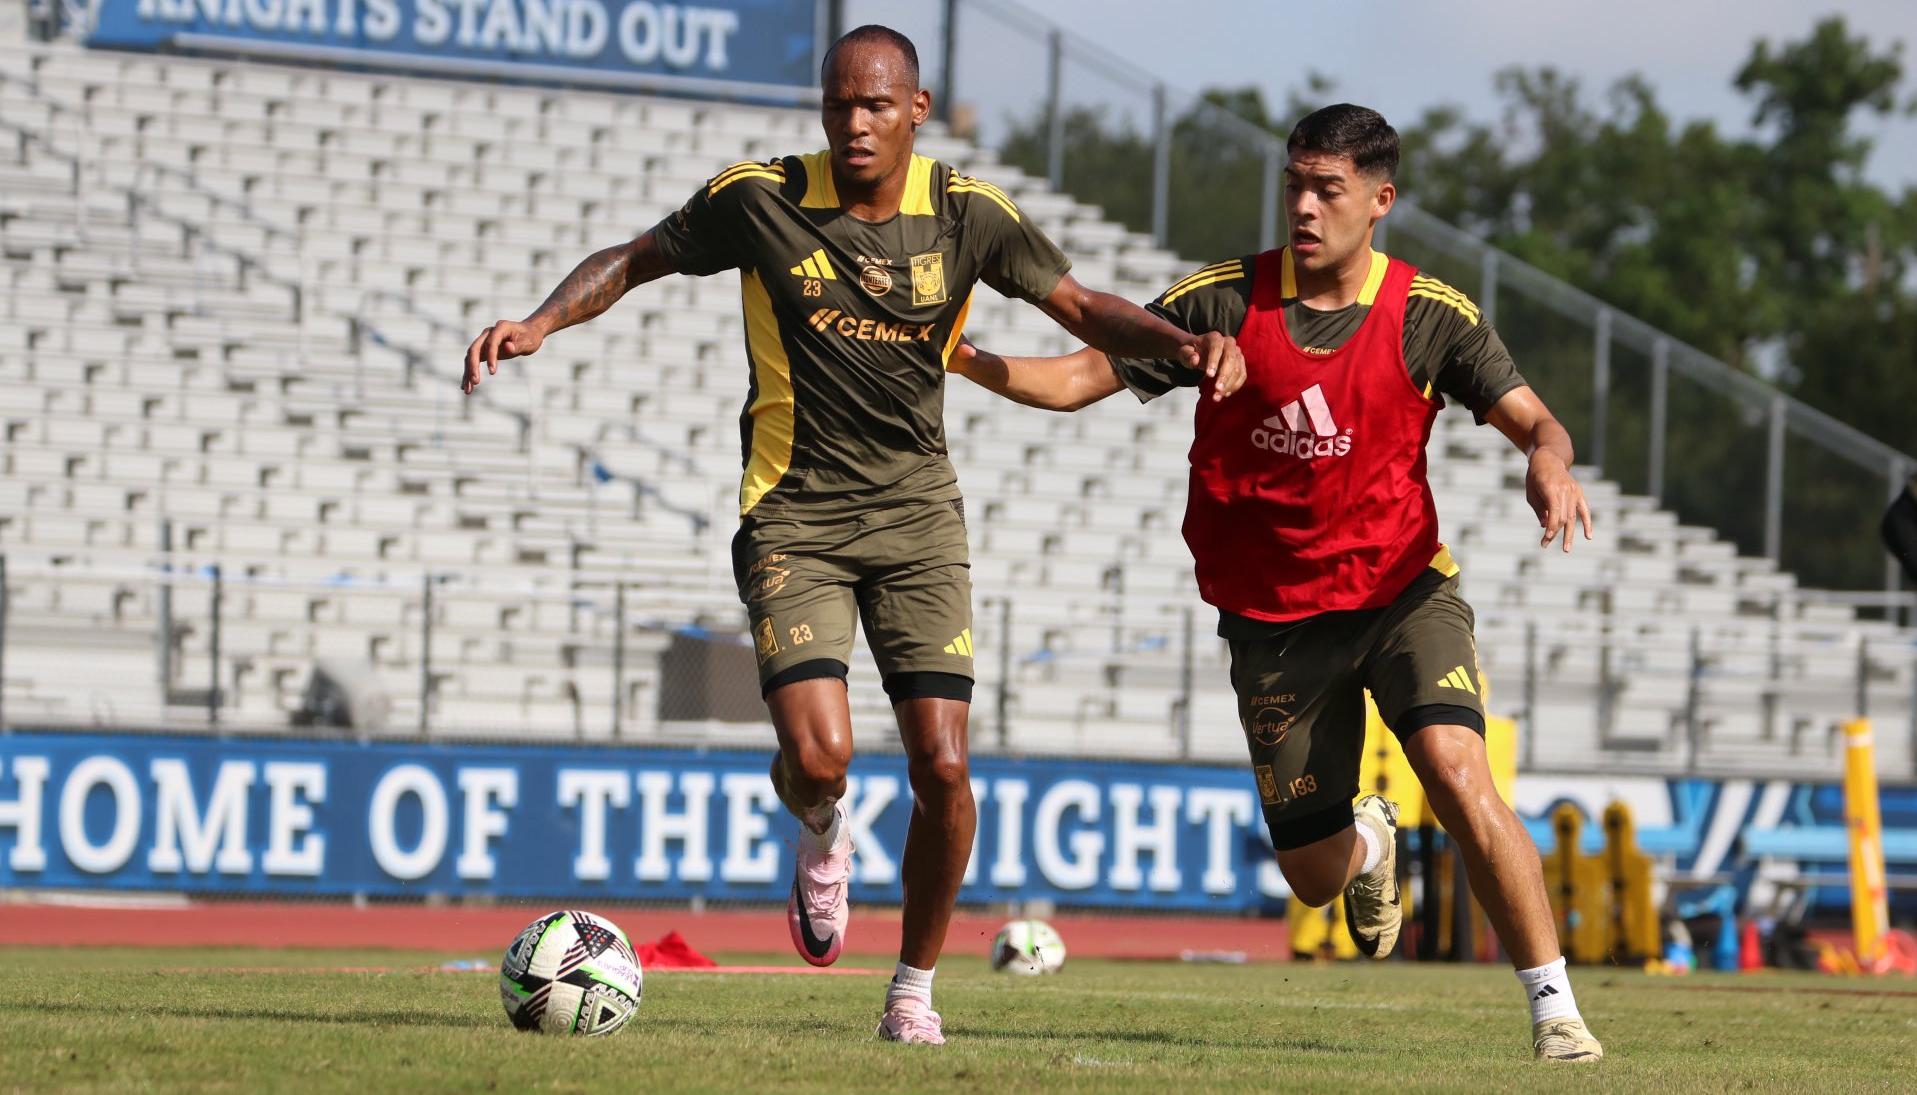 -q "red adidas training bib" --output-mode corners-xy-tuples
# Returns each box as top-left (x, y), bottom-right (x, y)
(1182, 249), (1441, 622)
